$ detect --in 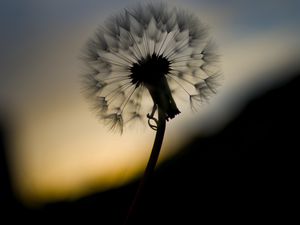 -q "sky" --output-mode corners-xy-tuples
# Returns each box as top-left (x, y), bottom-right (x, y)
(1, 0), (300, 205)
